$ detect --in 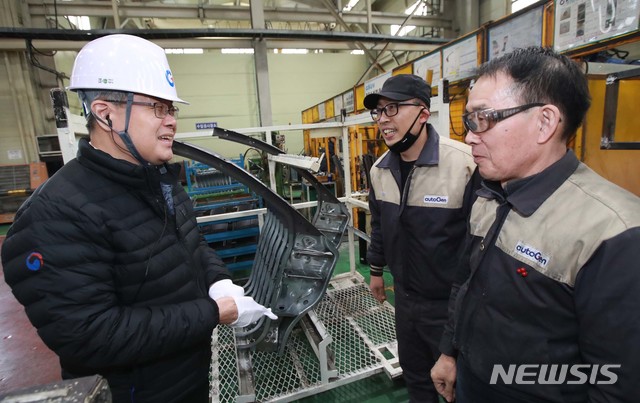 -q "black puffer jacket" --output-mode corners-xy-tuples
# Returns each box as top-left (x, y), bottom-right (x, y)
(1, 138), (230, 402)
